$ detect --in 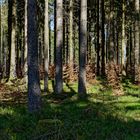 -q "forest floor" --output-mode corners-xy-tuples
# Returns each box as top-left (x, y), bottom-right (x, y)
(0, 79), (140, 140)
